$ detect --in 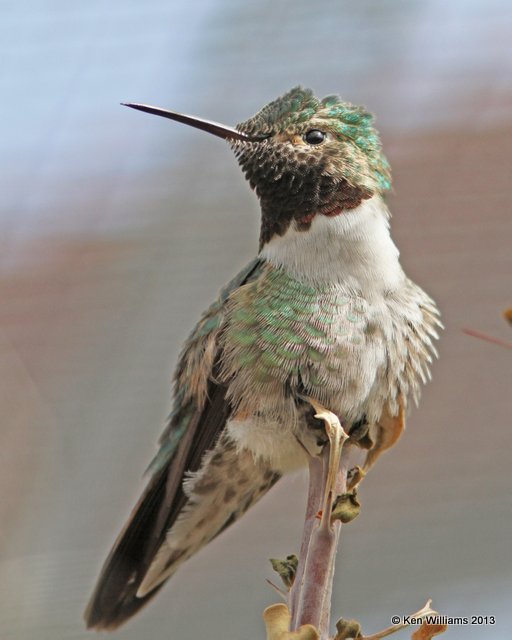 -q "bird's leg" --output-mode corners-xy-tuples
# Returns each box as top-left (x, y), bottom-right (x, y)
(290, 400), (350, 638)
